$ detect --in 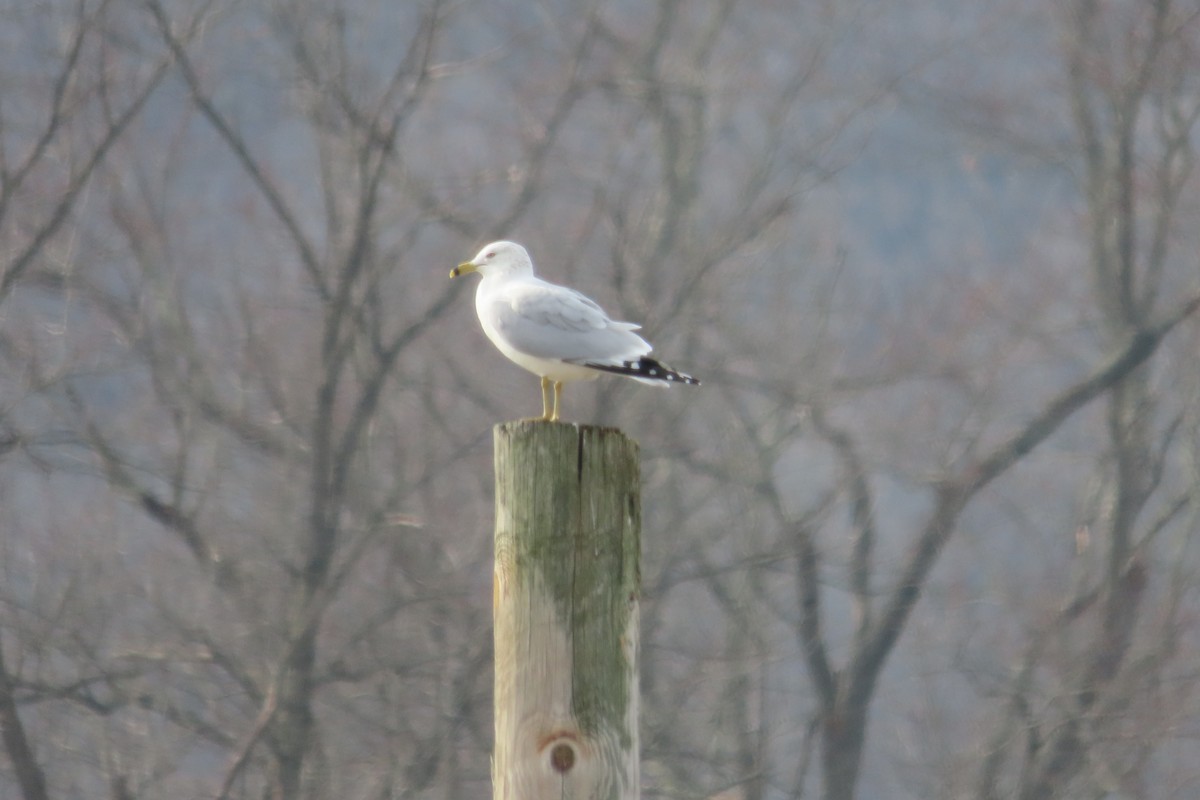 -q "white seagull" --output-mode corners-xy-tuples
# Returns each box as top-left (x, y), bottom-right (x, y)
(450, 241), (699, 421)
